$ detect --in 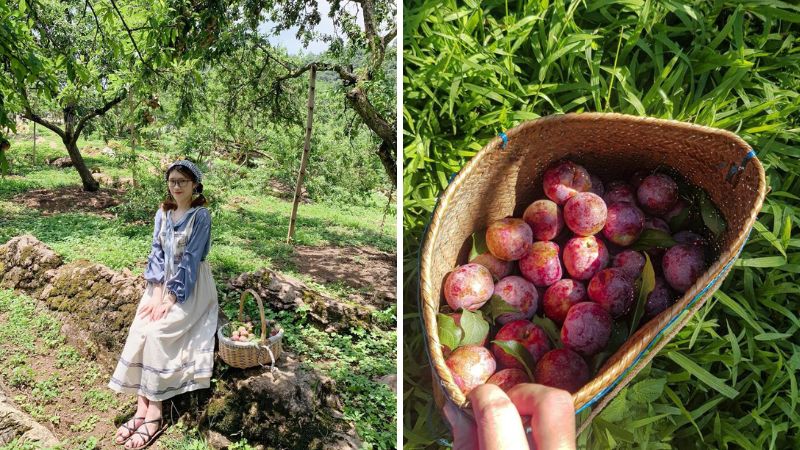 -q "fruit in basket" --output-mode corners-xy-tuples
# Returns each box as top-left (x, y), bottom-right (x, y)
(487, 368), (531, 392)
(603, 181), (637, 205)
(486, 218), (533, 261)
(637, 174), (679, 215)
(534, 348), (590, 393)
(563, 236), (609, 281)
(446, 345), (497, 395)
(444, 263), (494, 311)
(491, 320), (551, 369)
(564, 192), (607, 236)
(644, 277), (675, 319)
(494, 276), (538, 324)
(588, 268), (635, 318)
(543, 161), (592, 205)
(523, 199), (564, 241)
(663, 244), (706, 292)
(673, 230), (705, 246)
(613, 250), (646, 279)
(561, 302), (612, 357)
(543, 279), (587, 325)
(470, 252), (513, 280)
(519, 241), (562, 287)
(603, 202), (645, 246)
(589, 174), (605, 197)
